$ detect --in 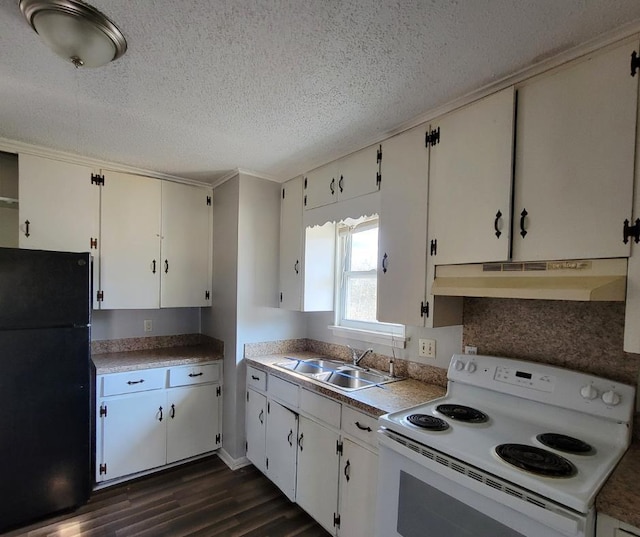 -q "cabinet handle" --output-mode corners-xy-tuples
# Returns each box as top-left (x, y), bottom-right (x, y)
(158, 406), (163, 422)
(164, 259), (169, 273)
(259, 409), (264, 424)
(519, 209), (528, 238)
(330, 178), (335, 195)
(344, 459), (351, 482)
(151, 260), (156, 274)
(287, 429), (293, 447)
(251, 375), (260, 381)
(127, 379), (145, 385)
(355, 421), (372, 432)
(170, 404), (175, 419)
(24, 220), (31, 238)
(294, 260), (299, 274)
(338, 175), (344, 193)
(188, 372), (203, 377)
(382, 253), (388, 274)
(298, 432), (304, 451)
(494, 210), (502, 238)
